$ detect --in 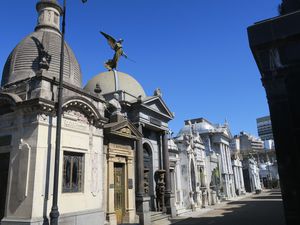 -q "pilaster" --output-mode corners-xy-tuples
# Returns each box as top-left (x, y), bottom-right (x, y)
(135, 123), (150, 225)
(162, 131), (176, 217)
